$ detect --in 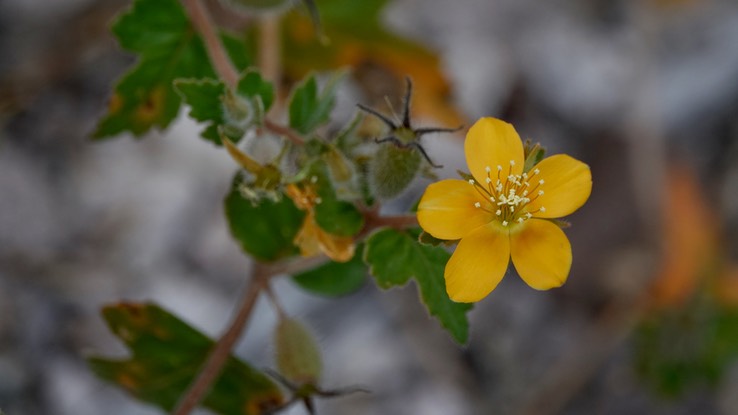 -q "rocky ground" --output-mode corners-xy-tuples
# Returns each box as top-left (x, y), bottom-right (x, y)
(2, 0), (738, 414)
